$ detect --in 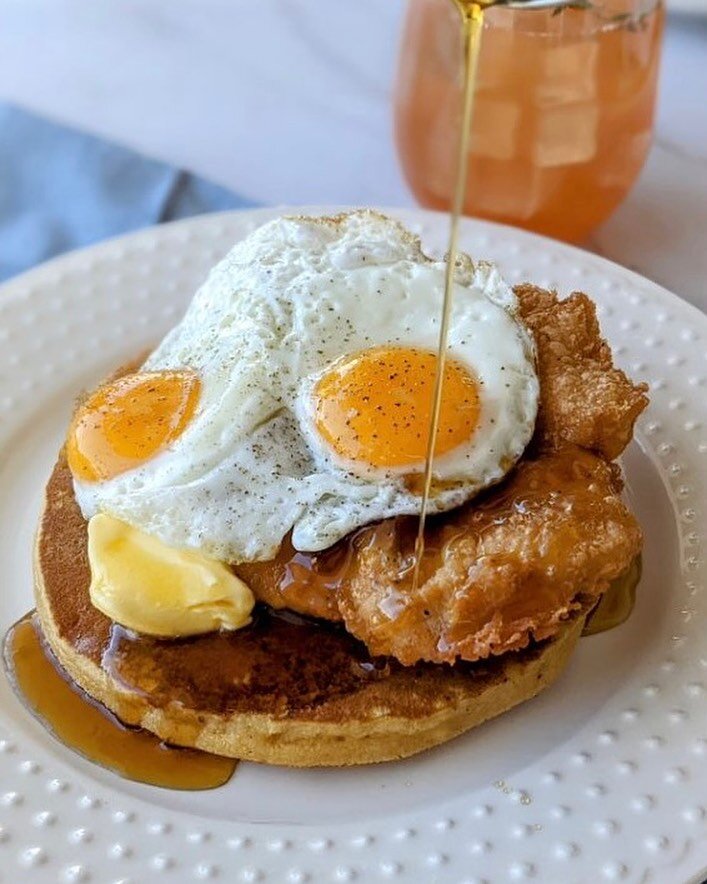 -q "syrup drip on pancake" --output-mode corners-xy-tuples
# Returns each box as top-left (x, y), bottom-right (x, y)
(2, 613), (236, 790)
(101, 606), (395, 716)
